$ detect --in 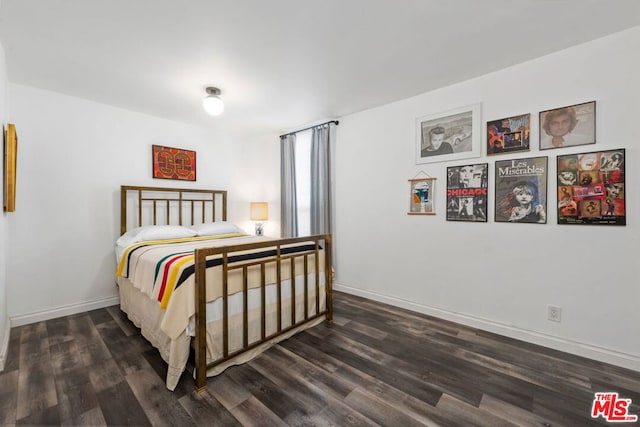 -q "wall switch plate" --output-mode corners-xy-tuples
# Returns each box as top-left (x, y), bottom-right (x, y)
(548, 305), (562, 322)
